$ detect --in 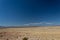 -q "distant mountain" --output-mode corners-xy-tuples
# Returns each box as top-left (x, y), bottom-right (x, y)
(0, 25), (60, 28)
(0, 26), (5, 28)
(0, 26), (42, 28)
